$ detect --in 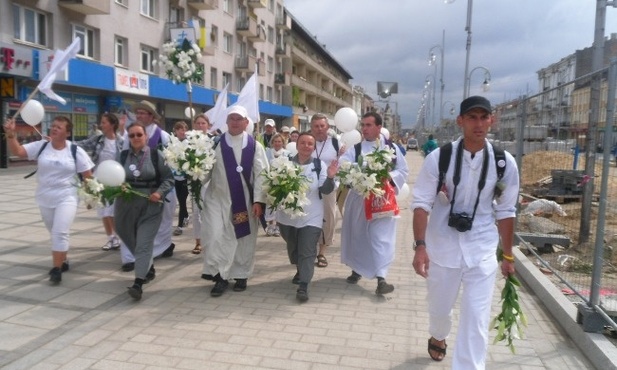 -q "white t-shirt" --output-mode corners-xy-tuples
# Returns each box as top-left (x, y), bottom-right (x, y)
(276, 159), (327, 229)
(24, 140), (94, 207)
(98, 138), (117, 164)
